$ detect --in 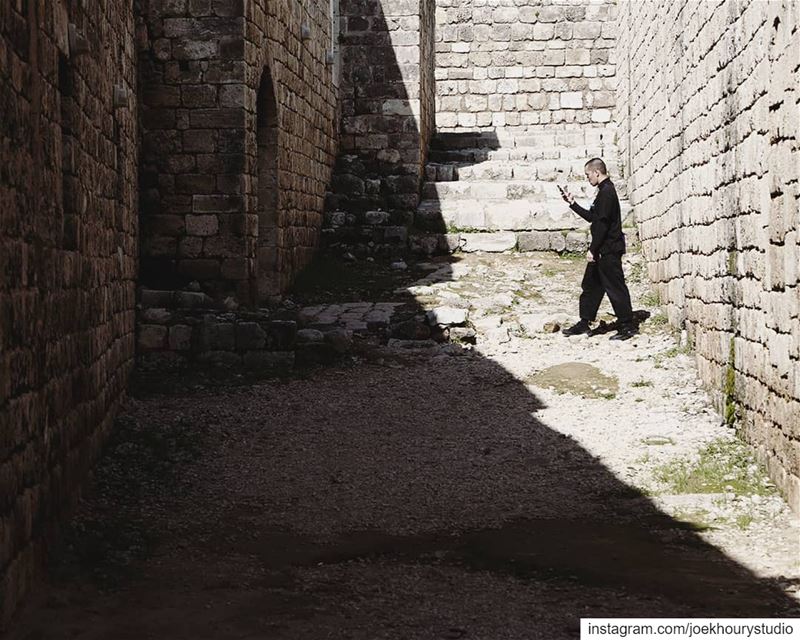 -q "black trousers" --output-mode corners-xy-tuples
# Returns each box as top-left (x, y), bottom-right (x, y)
(579, 253), (633, 324)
